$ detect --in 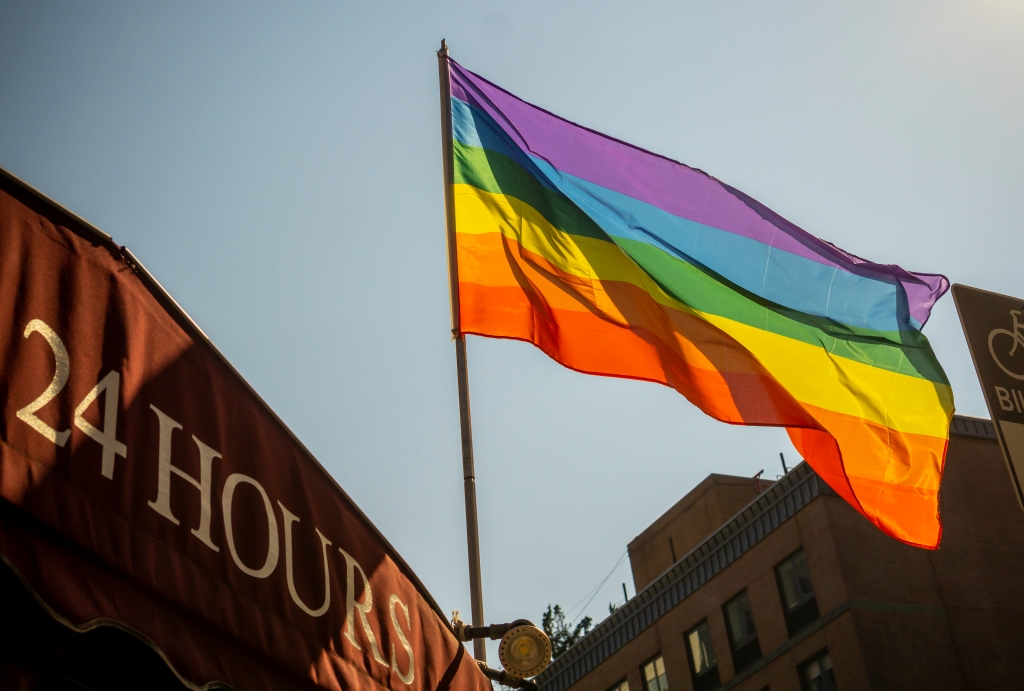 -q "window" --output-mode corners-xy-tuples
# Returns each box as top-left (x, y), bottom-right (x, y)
(775, 549), (819, 636)
(642, 655), (668, 691)
(683, 620), (720, 691)
(801, 651), (837, 691)
(608, 680), (629, 691)
(722, 590), (761, 672)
